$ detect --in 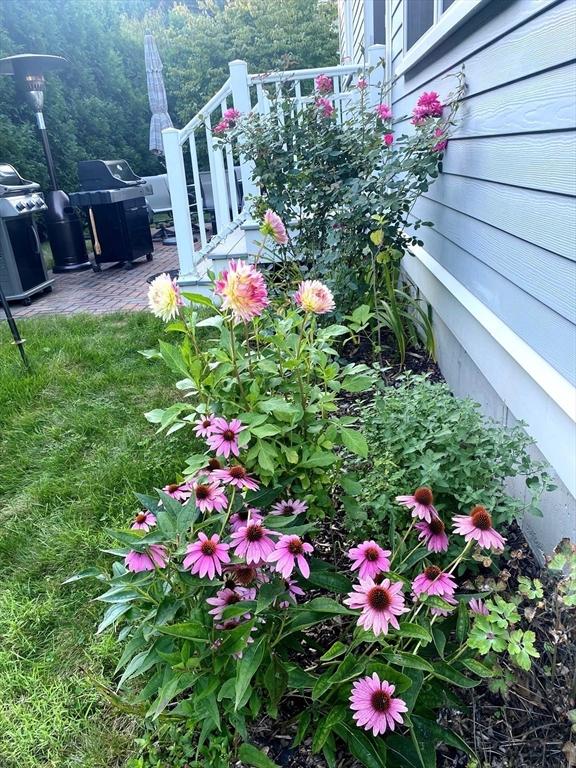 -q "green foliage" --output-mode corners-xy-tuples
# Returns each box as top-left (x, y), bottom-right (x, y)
(344, 374), (554, 537)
